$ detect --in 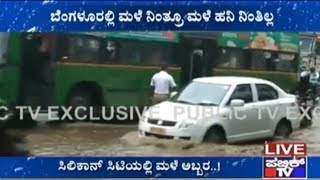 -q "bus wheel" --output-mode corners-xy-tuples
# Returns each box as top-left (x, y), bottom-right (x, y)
(66, 90), (93, 121)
